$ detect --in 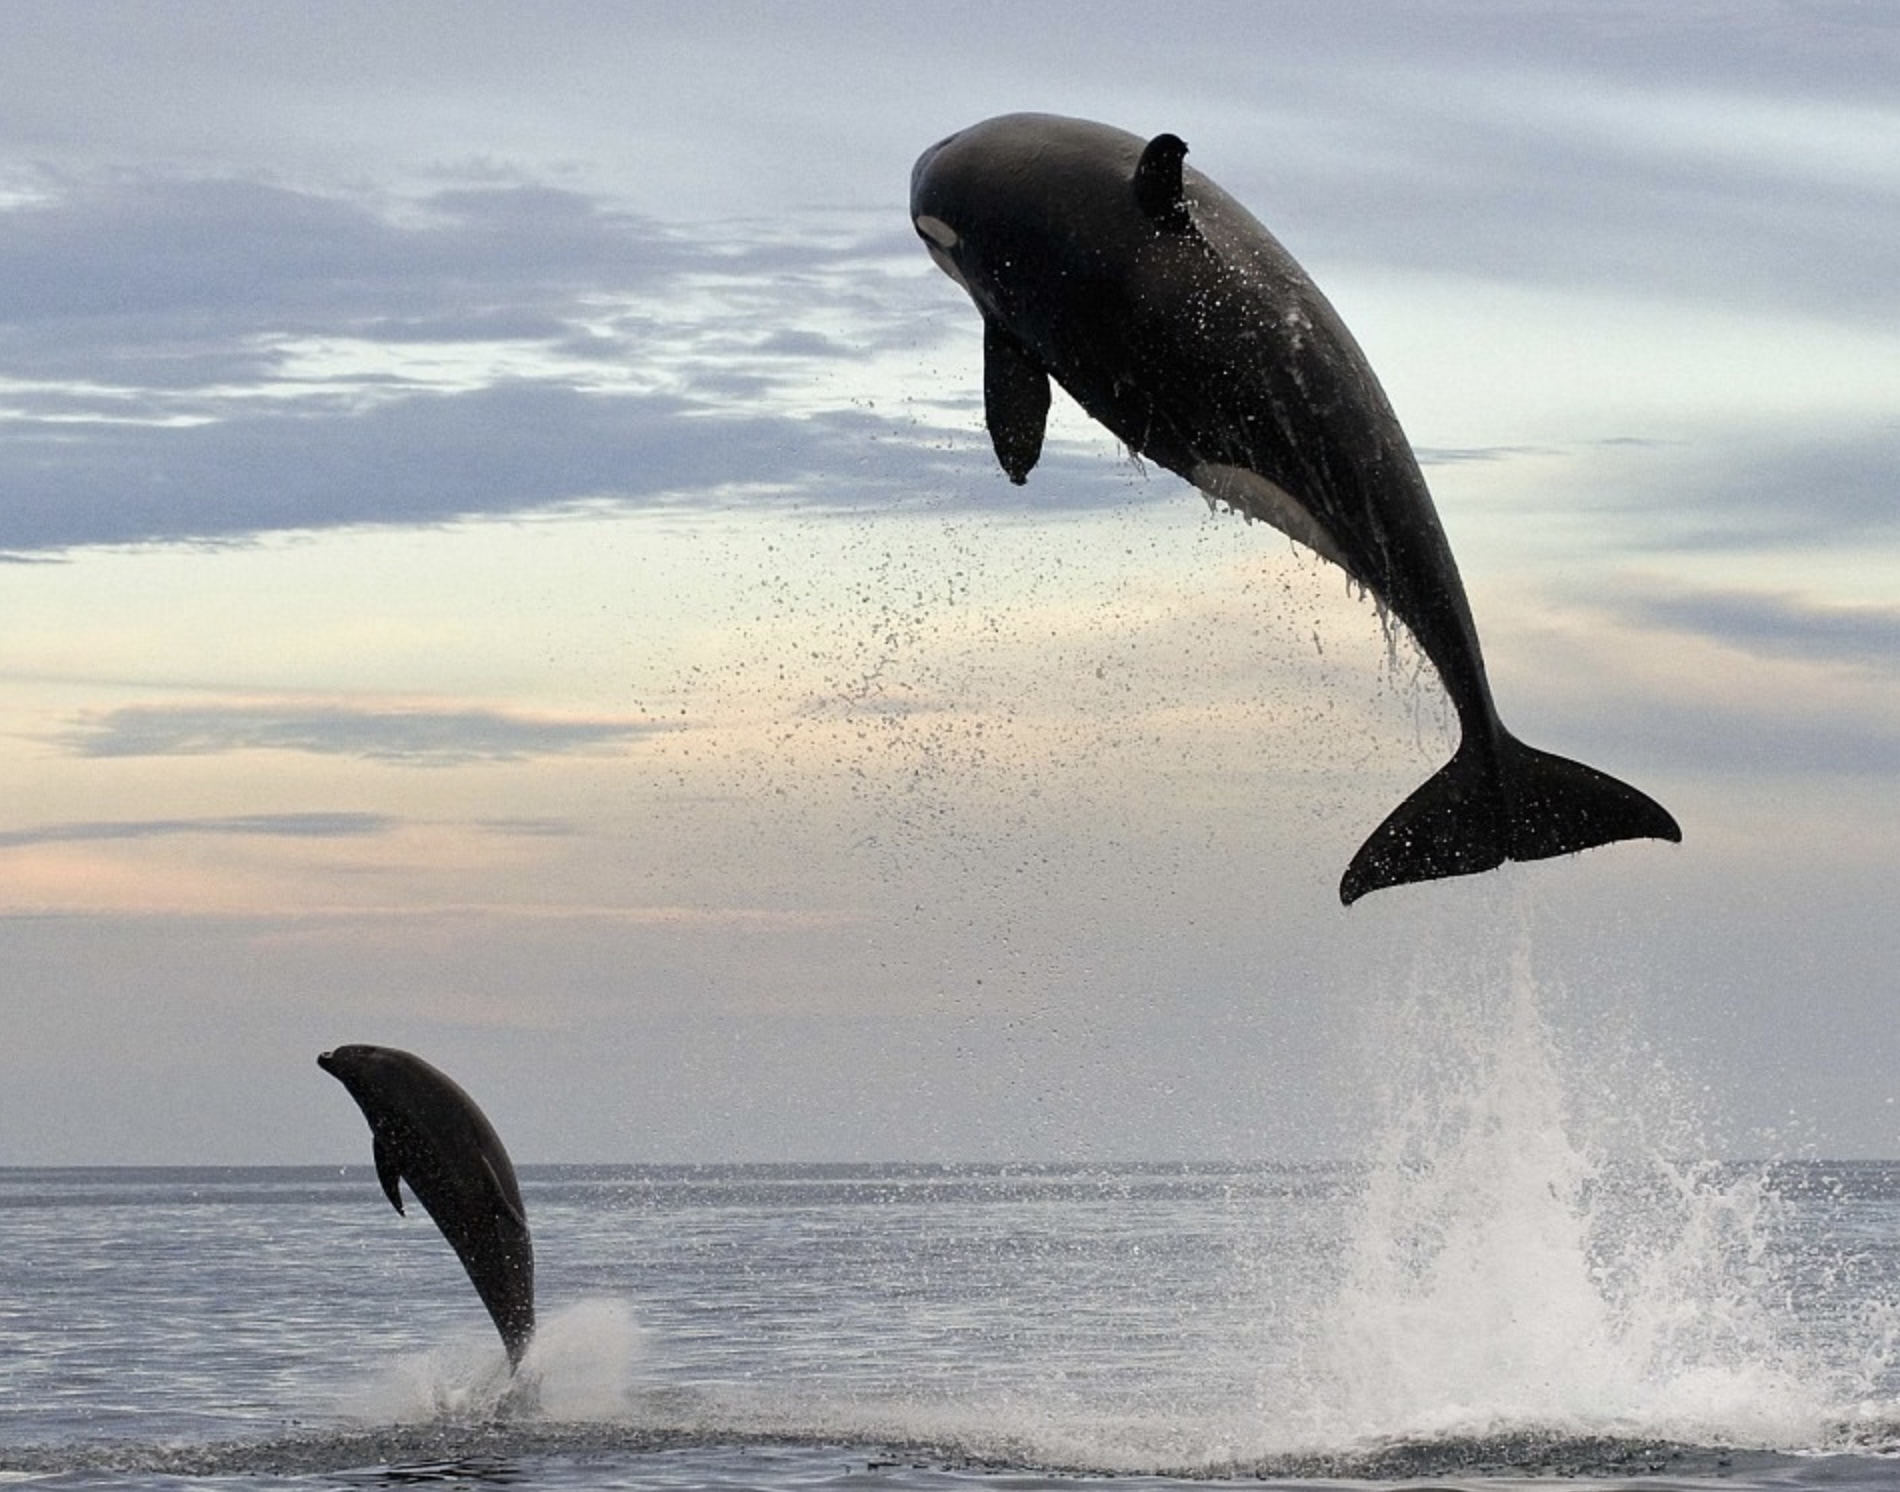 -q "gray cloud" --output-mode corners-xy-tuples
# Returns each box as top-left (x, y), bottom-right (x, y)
(1620, 586), (1900, 676)
(473, 817), (582, 837)
(1572, 426), (1900, 557)
(2, 10), (1890, 777)
(1174, 7), (1900, 331)
(1418, 445), (1561, 465)
(65, 702), (669, 765)
(1599, 693), (1900, 778)
(0, 811), (396, 849)
(1505, 582), (1900, 779)
(0, 176), (688, 339)
(8, 17), (1892, 562)
(5, 3), (1893, 334)
(0, 381), (888, 551)
(0, 168), (1000, 553)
